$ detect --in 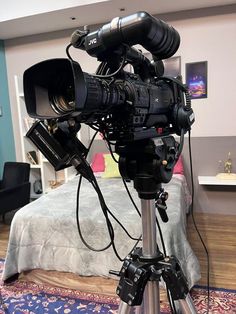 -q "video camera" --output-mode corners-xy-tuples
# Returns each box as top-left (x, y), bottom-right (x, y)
(22, 14), (198, 311)
(23, 11), (194, 176)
